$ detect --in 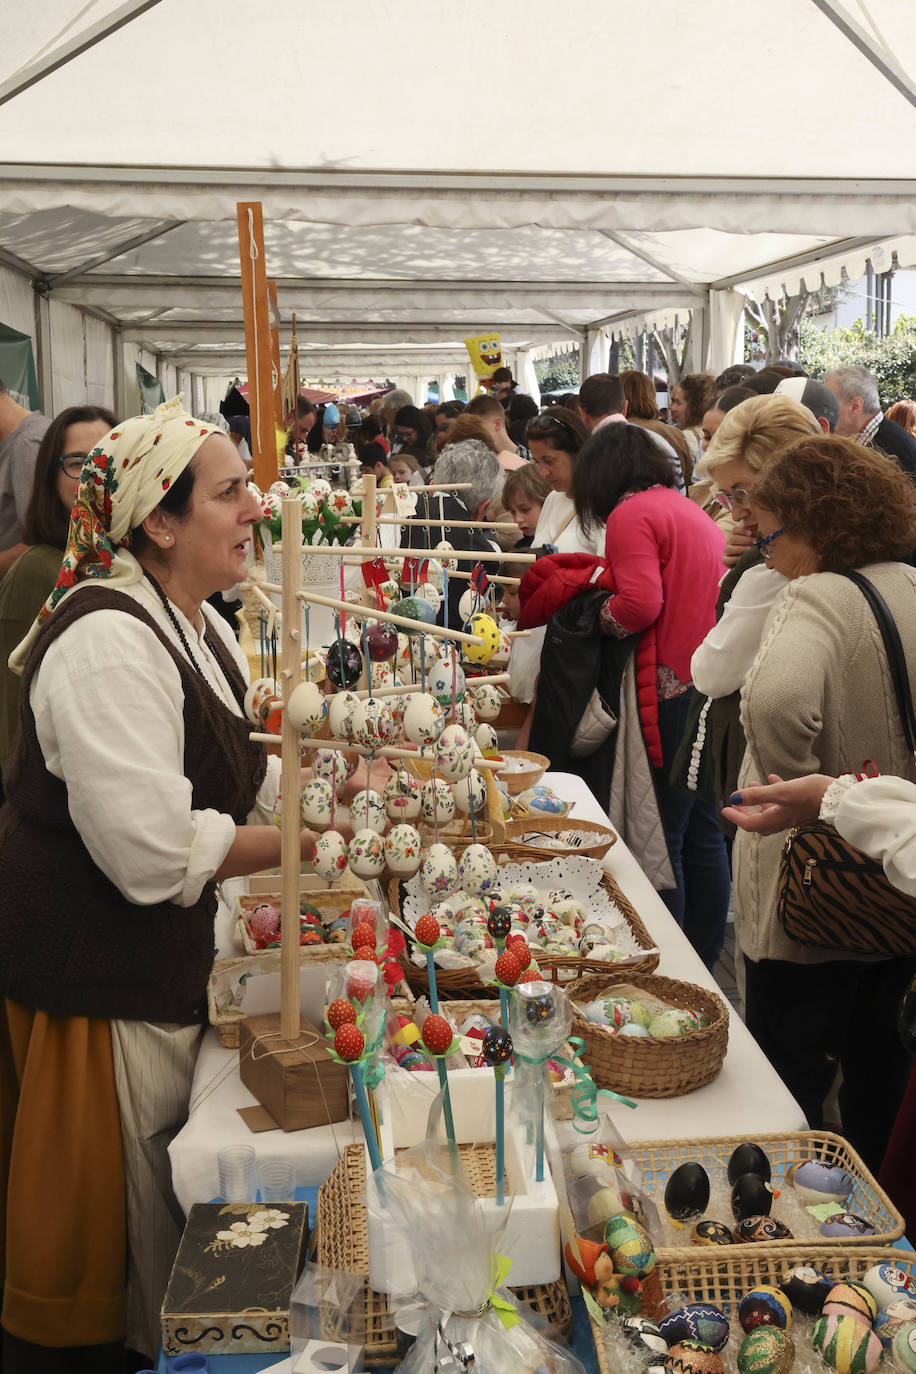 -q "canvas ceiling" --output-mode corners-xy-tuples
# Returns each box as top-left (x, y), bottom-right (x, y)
(1, 0), (916, 383)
